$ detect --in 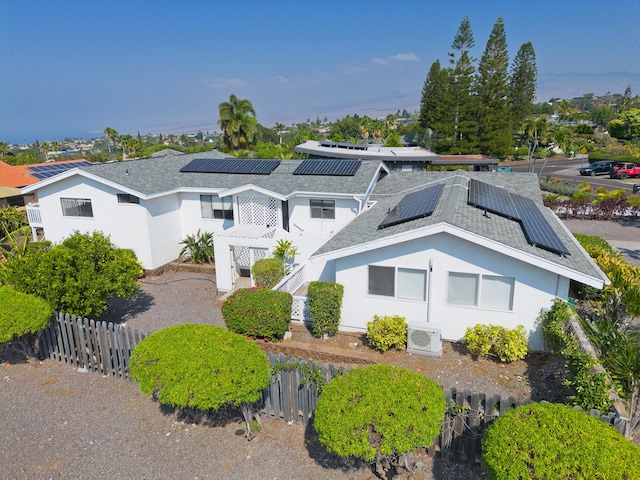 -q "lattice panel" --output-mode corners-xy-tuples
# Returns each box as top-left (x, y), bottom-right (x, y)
(233, 246), (250, 267)
(238, 196), (278, 227)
